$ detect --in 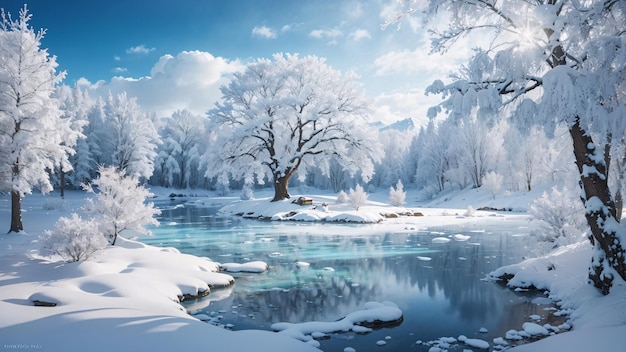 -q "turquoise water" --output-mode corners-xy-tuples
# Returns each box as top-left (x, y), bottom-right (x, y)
(143, 200), (558, 351)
